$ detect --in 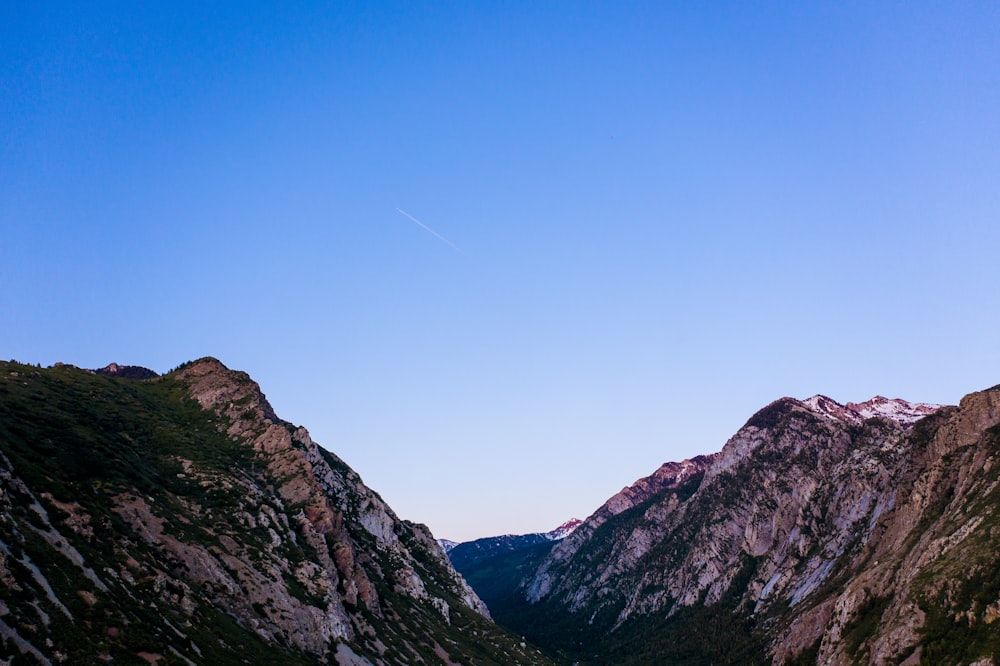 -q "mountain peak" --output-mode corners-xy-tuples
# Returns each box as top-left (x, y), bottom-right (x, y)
(803, 394), (943, 427)
(93, 362), (159, 380)
(544, 518), (582, 541)
(442, 518), (583, 553)
(512, 383), (1000, 664)
(438, 538), (460, 553)
(0, 359), (553, 664)
(173, 356), (281, 424)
